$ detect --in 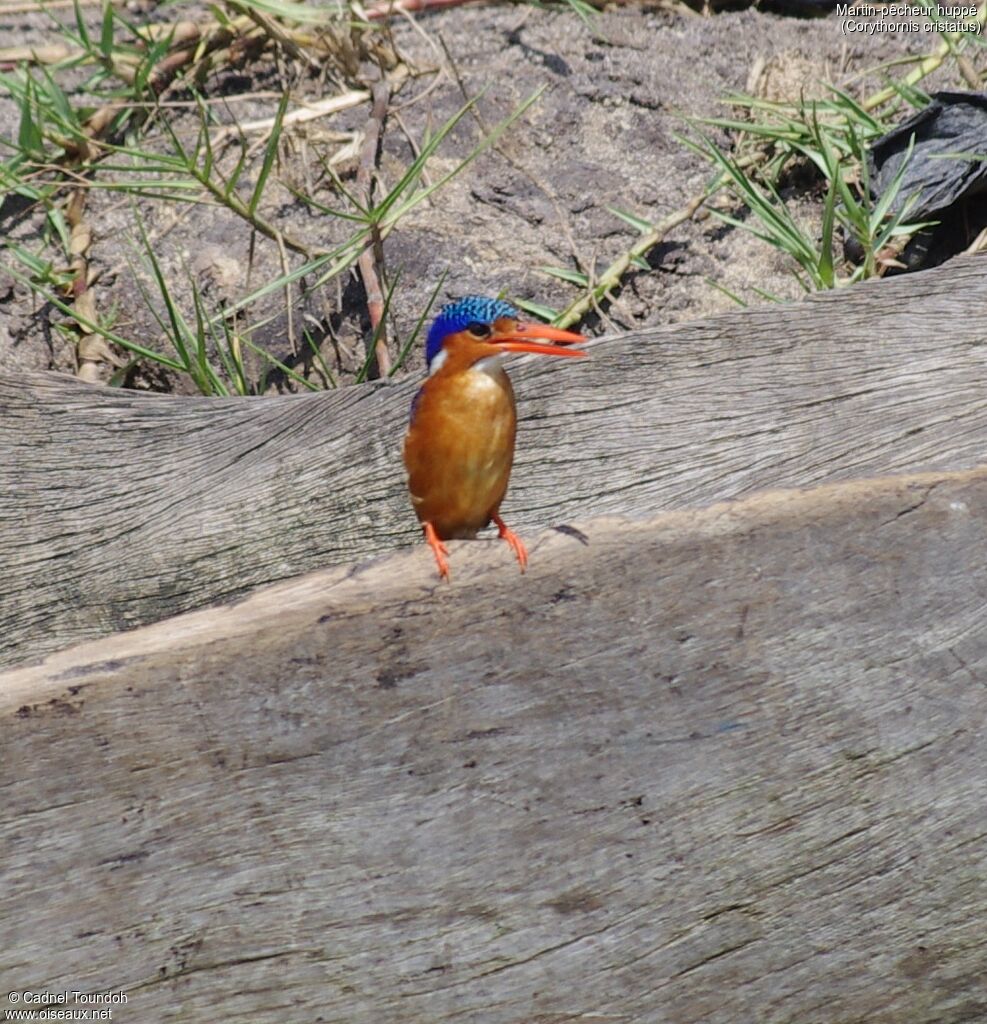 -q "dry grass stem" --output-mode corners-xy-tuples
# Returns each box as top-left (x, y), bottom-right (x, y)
(356, 81), (392, 377)
(364, 0), (481, 21)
